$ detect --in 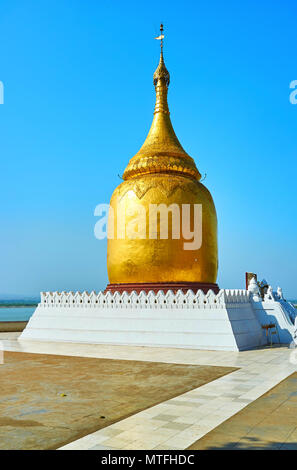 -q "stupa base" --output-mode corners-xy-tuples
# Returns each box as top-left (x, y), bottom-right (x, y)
(105, 282), (219, 295)
(20, 283), (296, 351)
(20, 288), (273, 351)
